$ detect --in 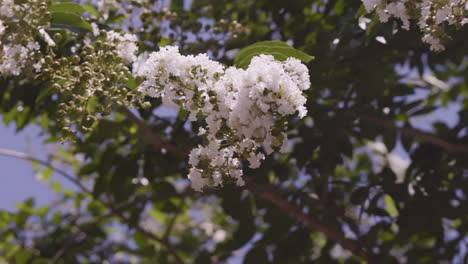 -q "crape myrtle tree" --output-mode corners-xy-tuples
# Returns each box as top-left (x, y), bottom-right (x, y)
(0, 0), (467, 263)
